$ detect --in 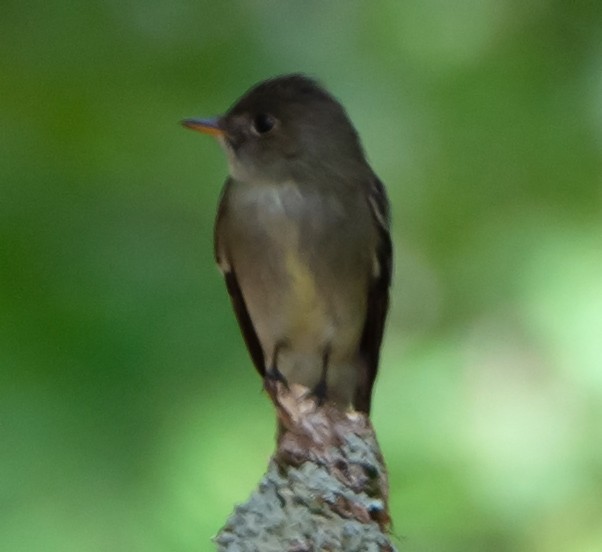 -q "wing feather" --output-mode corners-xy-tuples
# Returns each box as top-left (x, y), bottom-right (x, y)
(355, 176), (392, 413)
(214, 182), (266, 377)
